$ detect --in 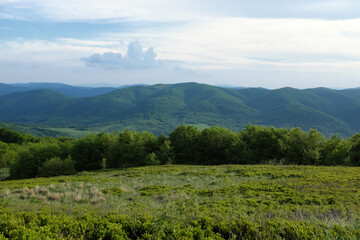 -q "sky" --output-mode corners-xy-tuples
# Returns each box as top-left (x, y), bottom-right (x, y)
(0, 0), (360, 89)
